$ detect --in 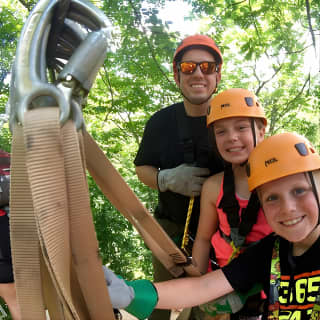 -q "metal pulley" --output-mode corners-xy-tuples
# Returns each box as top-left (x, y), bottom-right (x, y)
(9, 0), (112, 130)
